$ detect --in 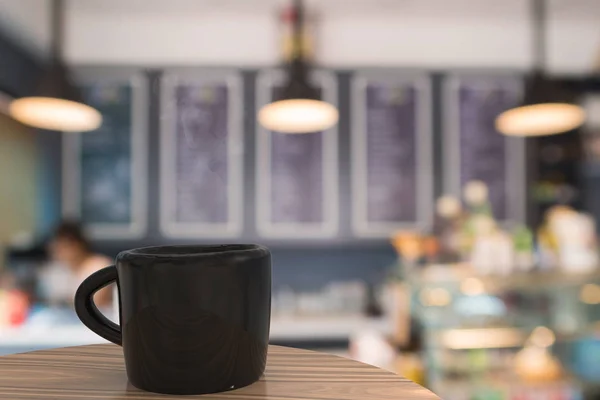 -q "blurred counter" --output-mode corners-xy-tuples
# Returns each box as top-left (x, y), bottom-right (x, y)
(0, 314), (391, 355)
